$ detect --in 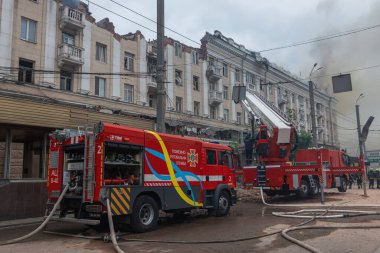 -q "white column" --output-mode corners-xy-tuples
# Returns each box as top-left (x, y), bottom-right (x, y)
(138, 38), (147, 105)
(231, 70), (236, 122)
(0, 0), (14, 73)
(202, 61), (209, 116)
(218, 79), (223, 120)
(43, 0), (57, 84)
(166, 45), (174, 110)
(185, 52), (192, 113)
(112, 38), (121, 98)
(81, 20), (91, 92)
